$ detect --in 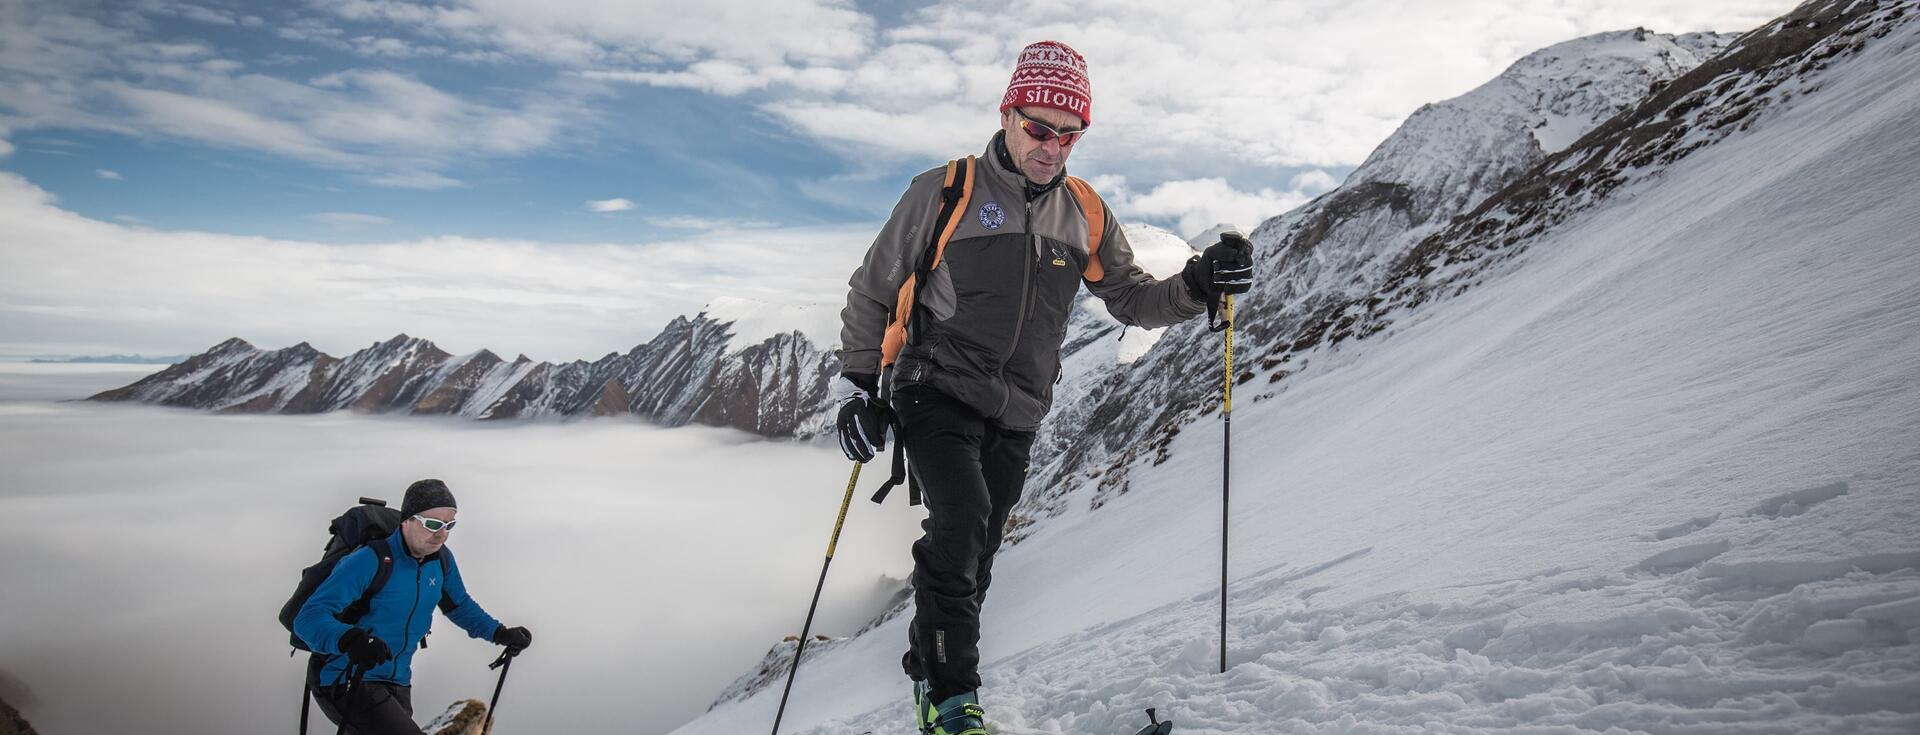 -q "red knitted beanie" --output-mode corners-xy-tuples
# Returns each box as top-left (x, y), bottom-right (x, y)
(1000, 40), (1091, 126)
